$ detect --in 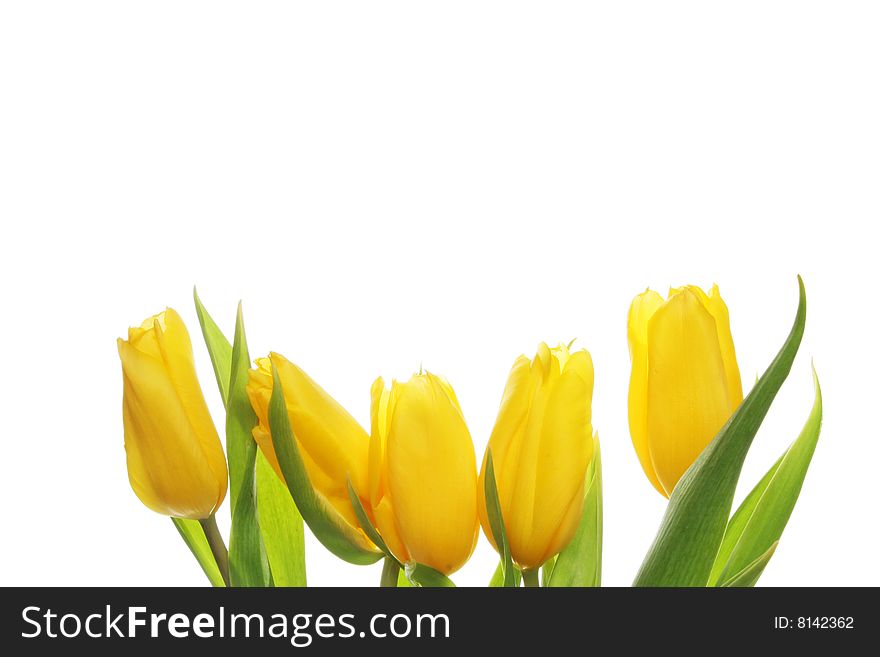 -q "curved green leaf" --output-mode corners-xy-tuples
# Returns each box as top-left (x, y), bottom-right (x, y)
(548, 434), (602, 587)
(405, 562), (456, 588)
(256, 449), (306, 587)
(634, 276), (807, 587)
(193, 287), (232, 408)
(710, 366), (823, 586)
(171, 518), (226, 587)
(721, 541), (779, 587)
(227, 304), (270, 587)
(267, 360), (382, 565)
(192, 293), (306, 587)
(708, 455), (784, 585)
(484, 450), (516, 587)
(346, 478), (399, 565)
